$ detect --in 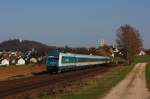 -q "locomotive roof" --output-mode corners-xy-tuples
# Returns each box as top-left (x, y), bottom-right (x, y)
(48, 51), (109, 59)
